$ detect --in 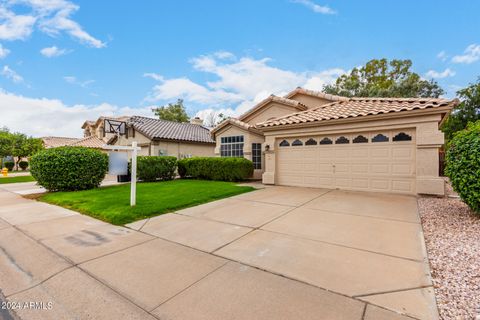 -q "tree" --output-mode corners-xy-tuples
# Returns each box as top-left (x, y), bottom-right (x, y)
(11, 133), (43, 169)
(203, 110), (229, 127)
(323, 59), (444, 98)
(0, 128), (13, 167)
(152, 99), (189, 123)
(442, 78), (480, 141)
(0, 128), (44, 169)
